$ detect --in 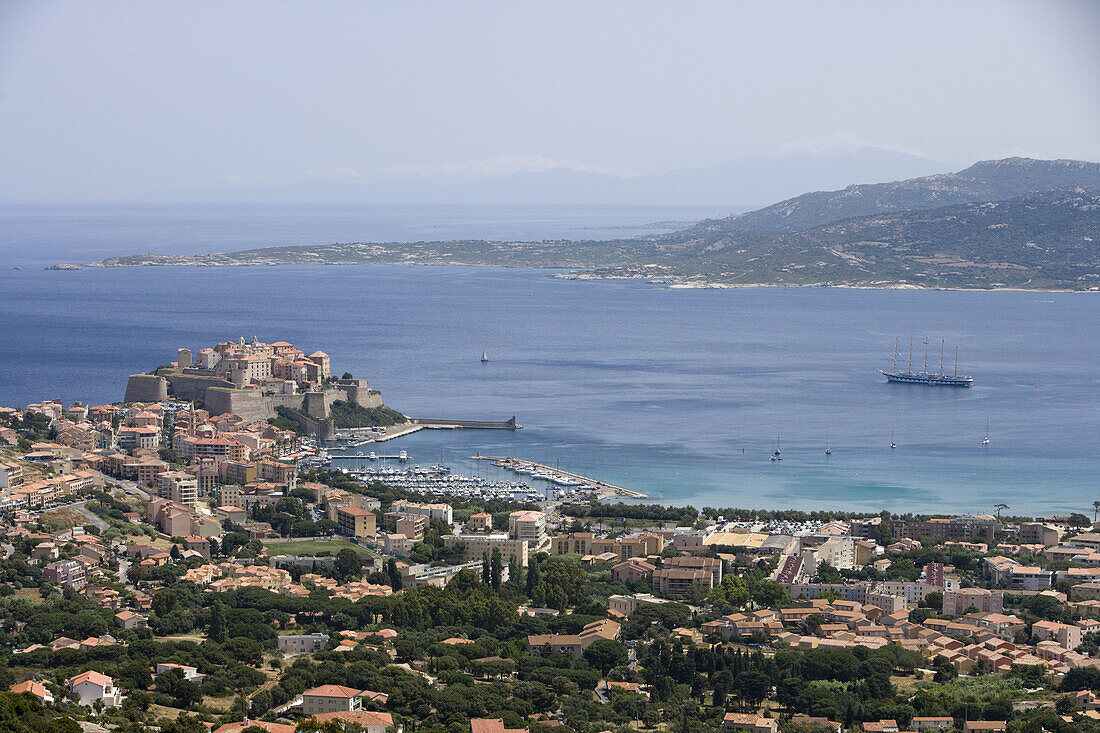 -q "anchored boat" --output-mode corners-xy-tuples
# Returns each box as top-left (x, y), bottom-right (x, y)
(879, 337), (973, 387)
